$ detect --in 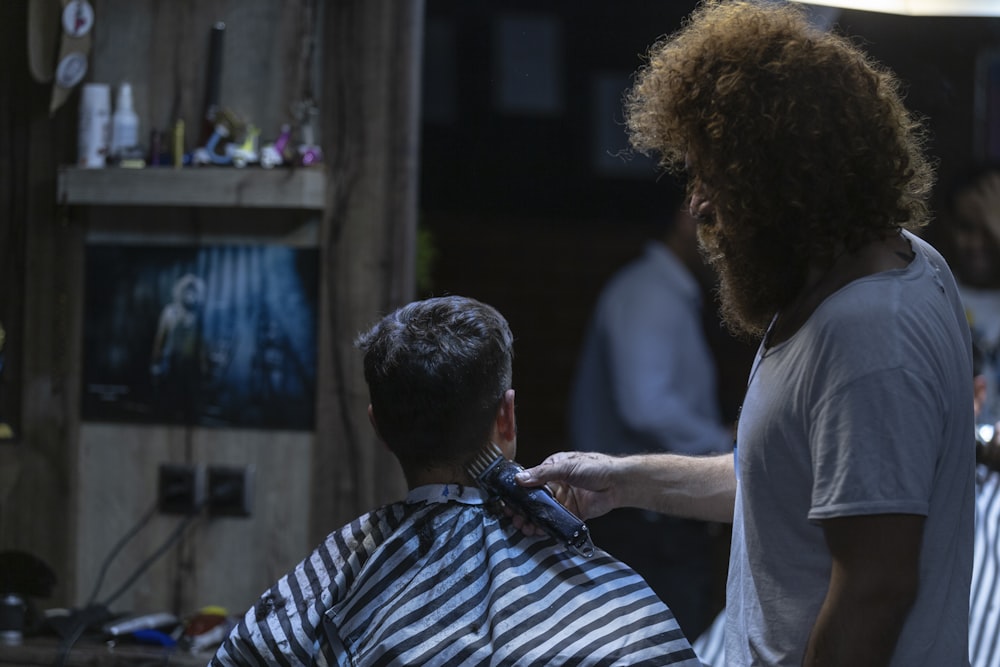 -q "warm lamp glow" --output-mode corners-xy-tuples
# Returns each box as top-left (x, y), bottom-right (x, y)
(791, 0), (1000, 16)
